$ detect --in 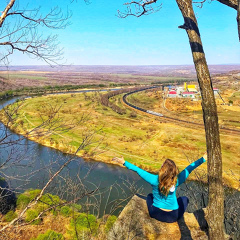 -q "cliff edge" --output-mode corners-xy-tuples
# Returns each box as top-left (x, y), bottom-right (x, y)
(108, 194), (209, 240)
